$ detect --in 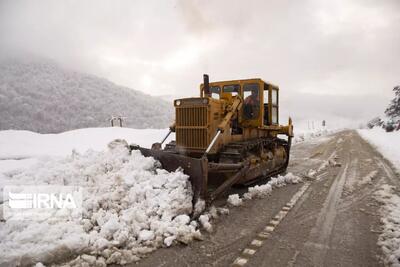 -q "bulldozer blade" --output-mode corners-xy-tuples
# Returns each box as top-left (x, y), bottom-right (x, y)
(131, 146), (208, 210)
